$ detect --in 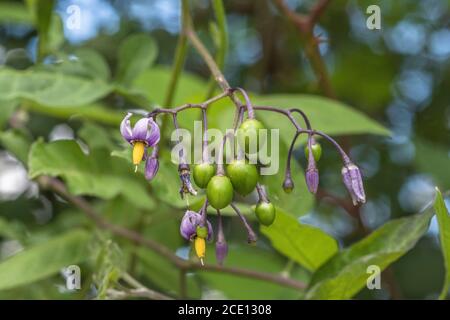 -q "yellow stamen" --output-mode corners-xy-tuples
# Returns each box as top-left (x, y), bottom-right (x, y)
(194, 237), (206, 264)
(132, 141), (145, 166)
